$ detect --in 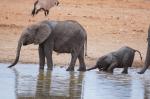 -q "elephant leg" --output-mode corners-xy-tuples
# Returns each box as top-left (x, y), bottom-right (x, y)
(102, 65), (109, 71)
(78, 48), (86, 71)
(38, 45), (45, 69)
(122, 67), (128, 74)
(44, 45), (53, 70)
(66, 51), (78, 71)
(107, 62), (117, 73)
(122, 53), (134, 74)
